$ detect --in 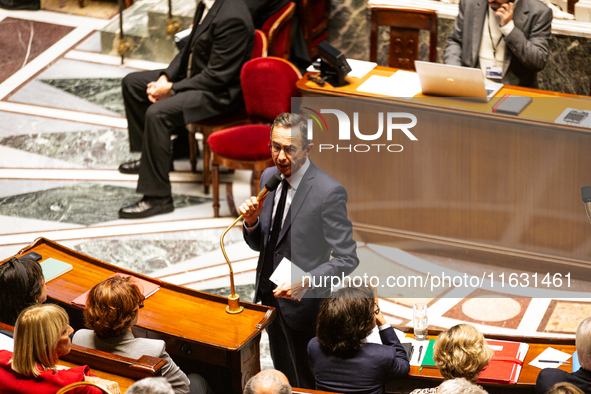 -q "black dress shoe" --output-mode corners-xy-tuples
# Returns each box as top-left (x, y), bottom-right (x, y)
(118, 159), (141, 174)
(118, 196), (174, 219)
